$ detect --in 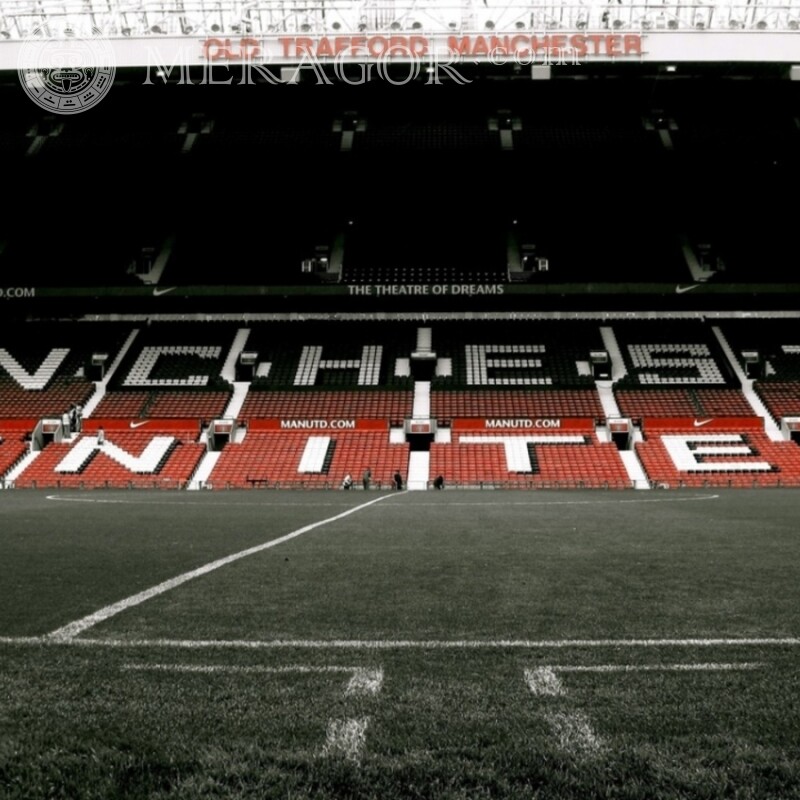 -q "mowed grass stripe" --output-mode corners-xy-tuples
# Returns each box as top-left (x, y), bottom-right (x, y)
(47, 493), (395, 641)
(5, 489), (798, 641)
(82, 488), (800, 642)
